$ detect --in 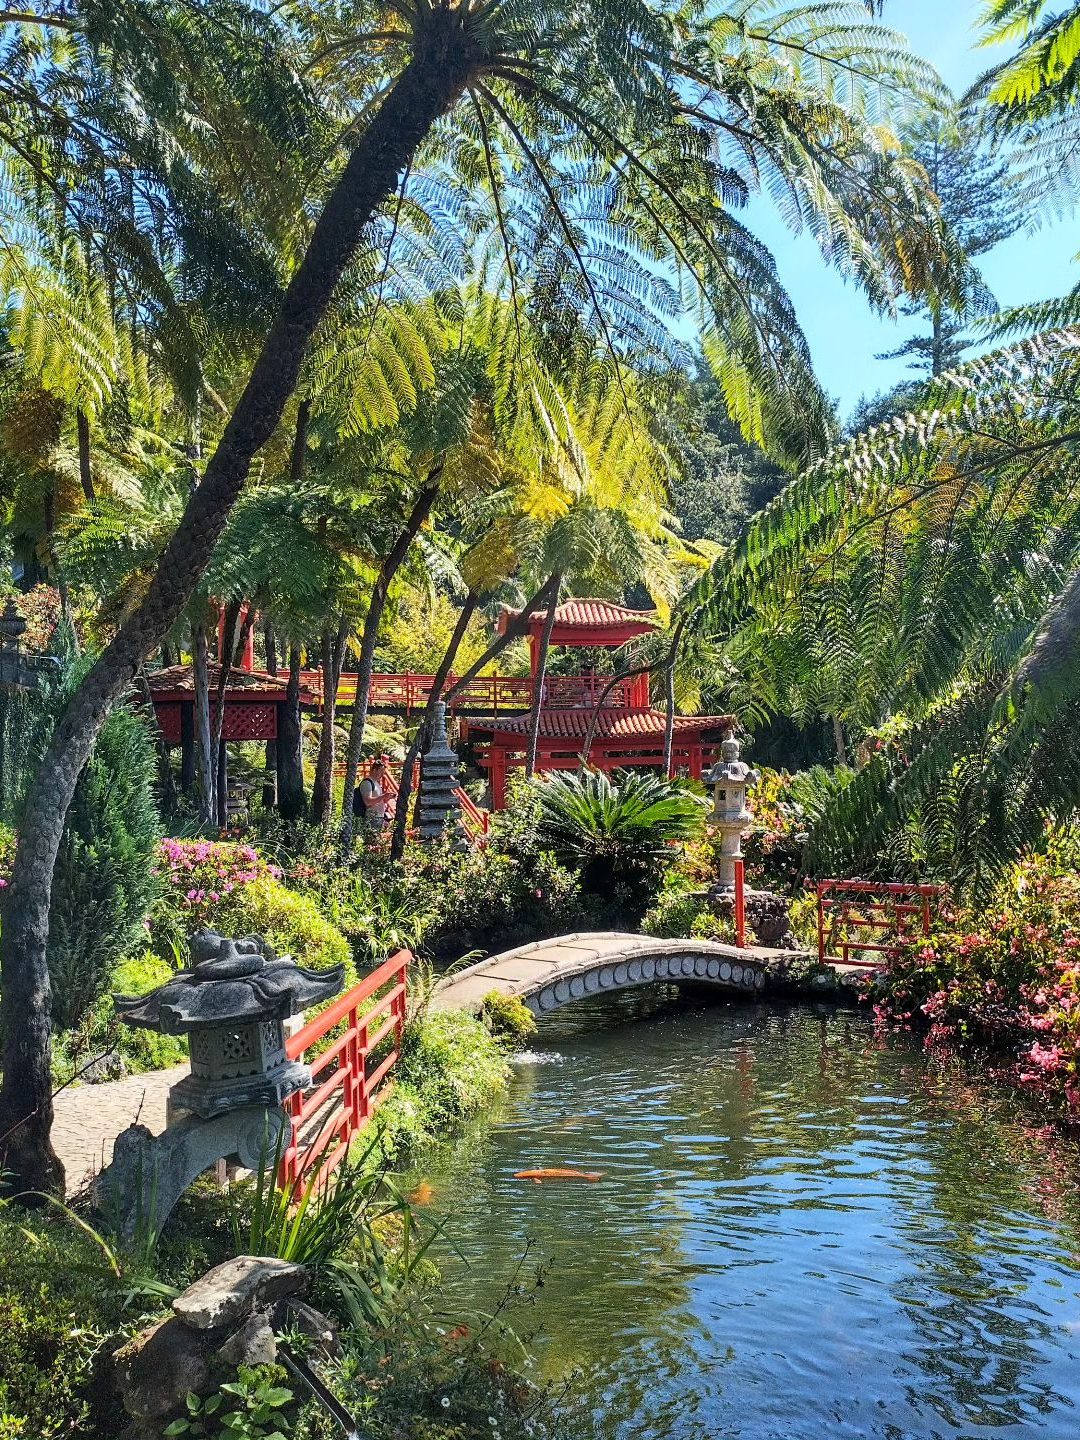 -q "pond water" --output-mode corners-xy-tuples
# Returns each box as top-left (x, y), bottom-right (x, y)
(414, 996), (1080, 1440)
